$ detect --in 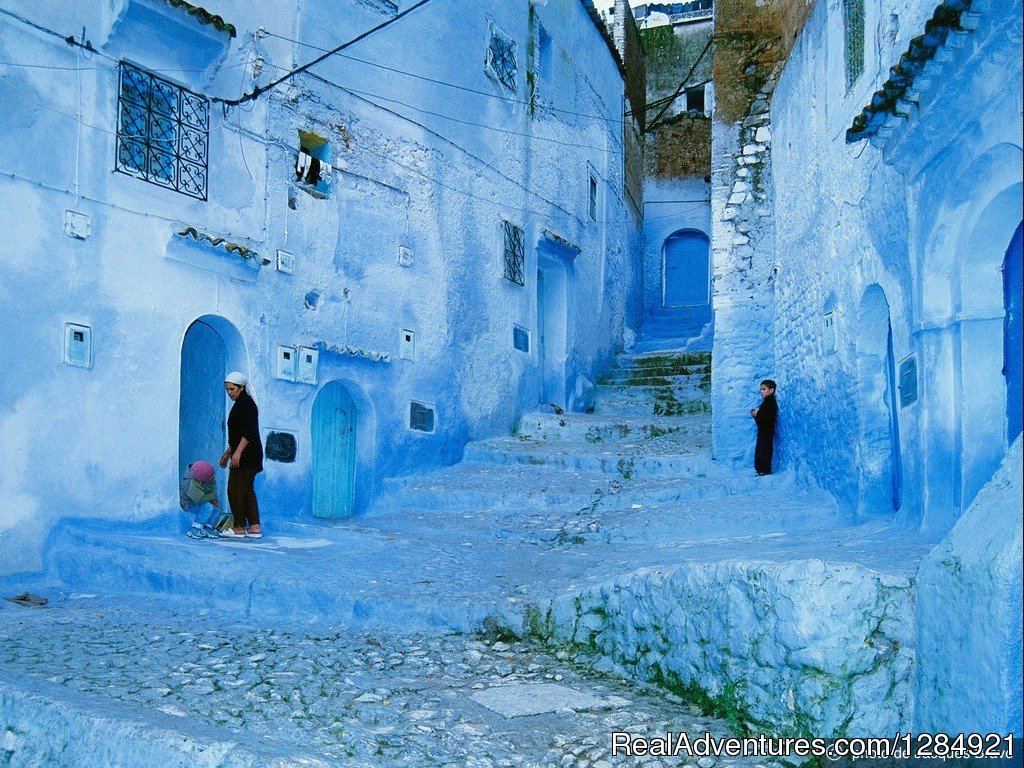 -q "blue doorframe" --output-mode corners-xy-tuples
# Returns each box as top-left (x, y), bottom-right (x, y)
(311, 381), (357, 519)
(1004, 221), (1023, 444)
(179, 320), (227, 503)
(663, 230), (710, 308)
